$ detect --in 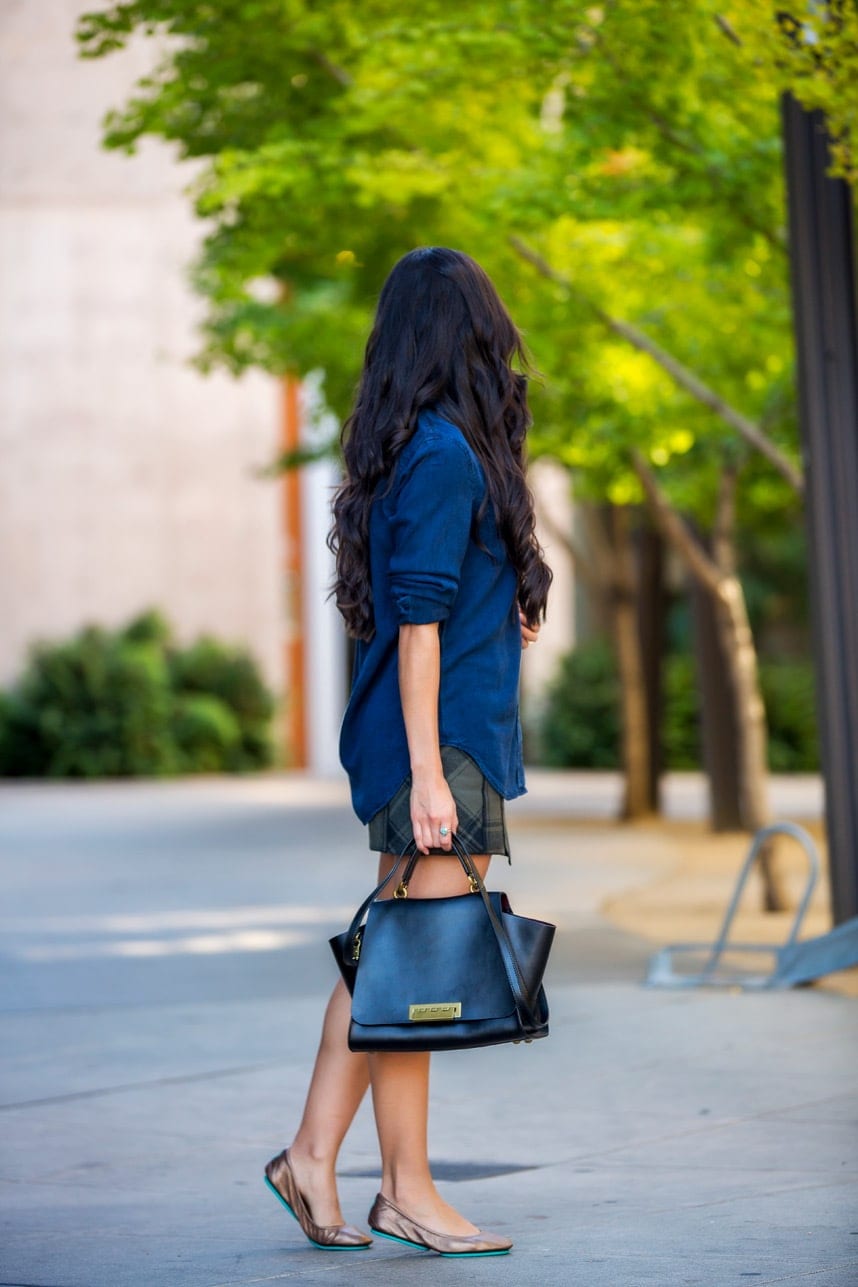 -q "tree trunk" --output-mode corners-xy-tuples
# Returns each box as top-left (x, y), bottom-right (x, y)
(712, 580), (788, 908)
(538, 496), (655, 820)
(710, 575), (769, 819)
(689, 549), (744, 830)
(635, 519), (665, 812)
(632, 451), (790, 910)
(607, 505), (653, 819)
(710, 466), (787, 909)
